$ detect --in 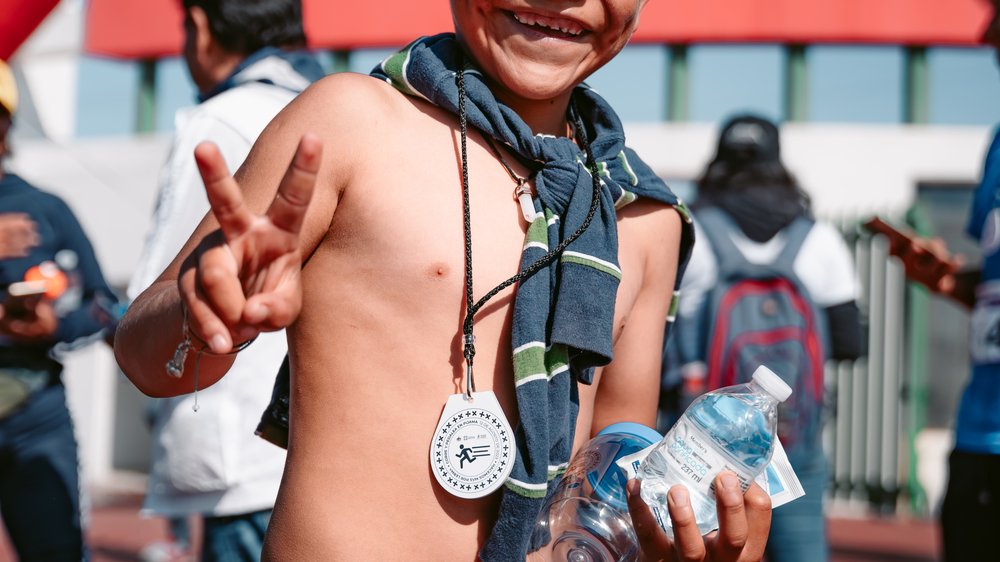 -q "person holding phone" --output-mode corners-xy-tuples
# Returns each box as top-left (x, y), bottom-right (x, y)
(878, 4), (1000, 559)
(0, 58), (121, 561)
